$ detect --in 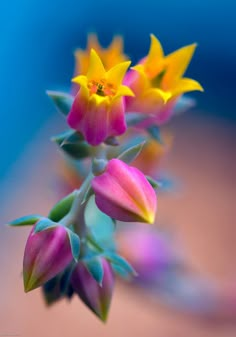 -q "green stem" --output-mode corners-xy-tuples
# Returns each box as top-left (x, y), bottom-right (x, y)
(60, 171), (93, 233)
